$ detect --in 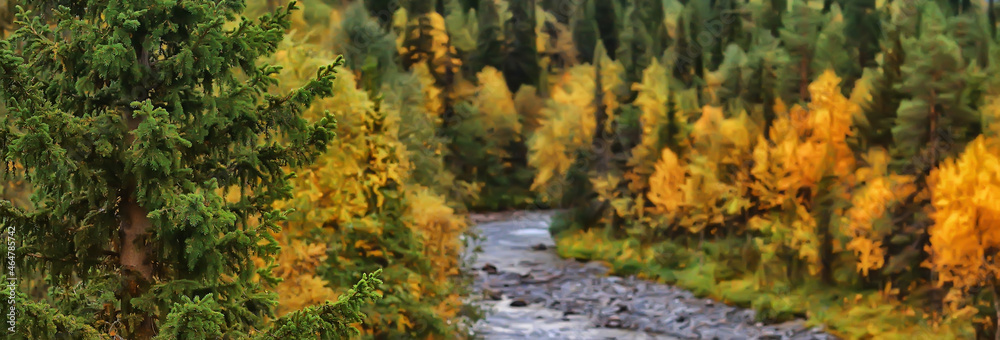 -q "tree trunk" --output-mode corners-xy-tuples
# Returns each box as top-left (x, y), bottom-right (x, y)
(121, 192), (155, 337)
(120, 110), (155, 337)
